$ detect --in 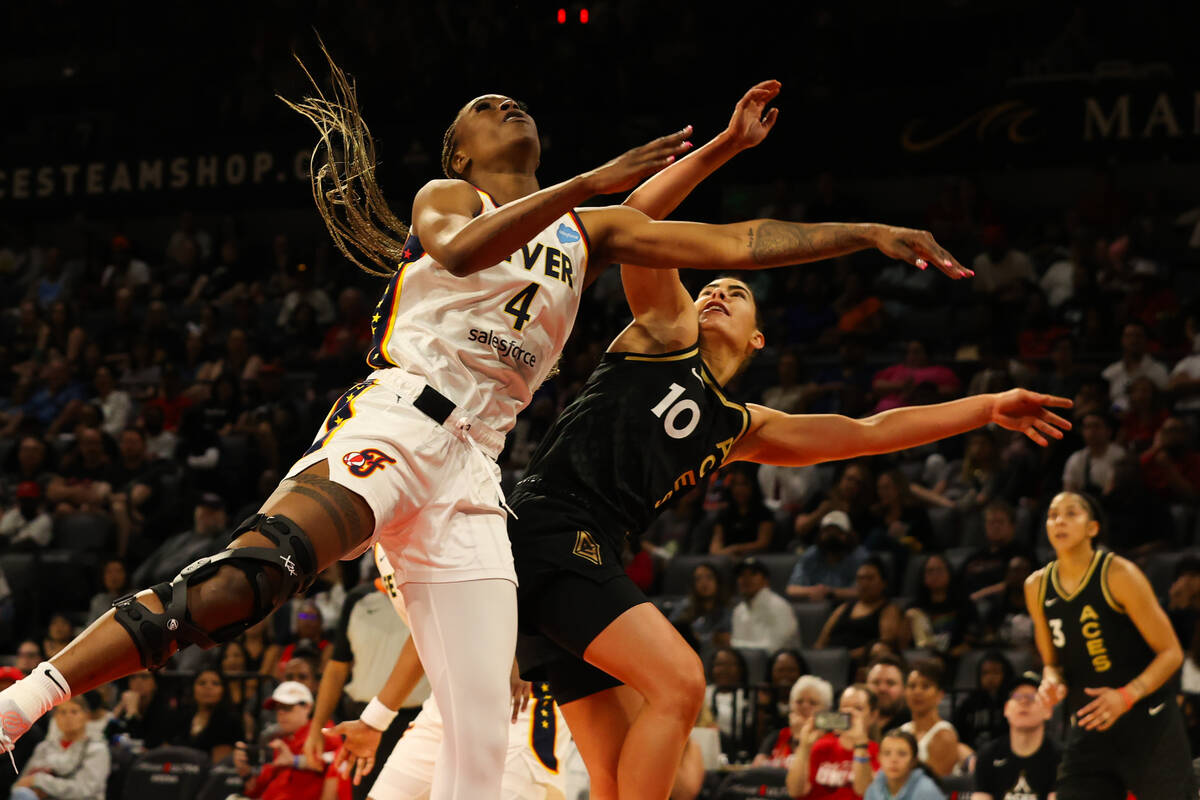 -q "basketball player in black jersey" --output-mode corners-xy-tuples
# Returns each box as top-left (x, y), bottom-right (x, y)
(507, 95), (1076, 800)
(1026, 491), (1194, 799)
